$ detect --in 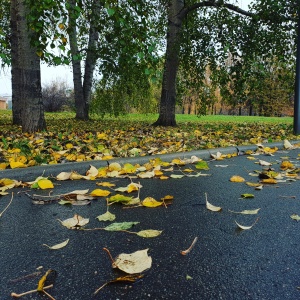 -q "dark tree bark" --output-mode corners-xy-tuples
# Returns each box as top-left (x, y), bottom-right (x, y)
(10, 0), (46, 132)
(153, 0), (184, 126)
